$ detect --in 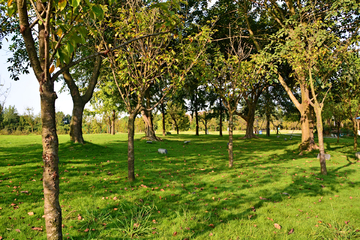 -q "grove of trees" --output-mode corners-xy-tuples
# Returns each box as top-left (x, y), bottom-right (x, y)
(1, 0), (359, 238)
